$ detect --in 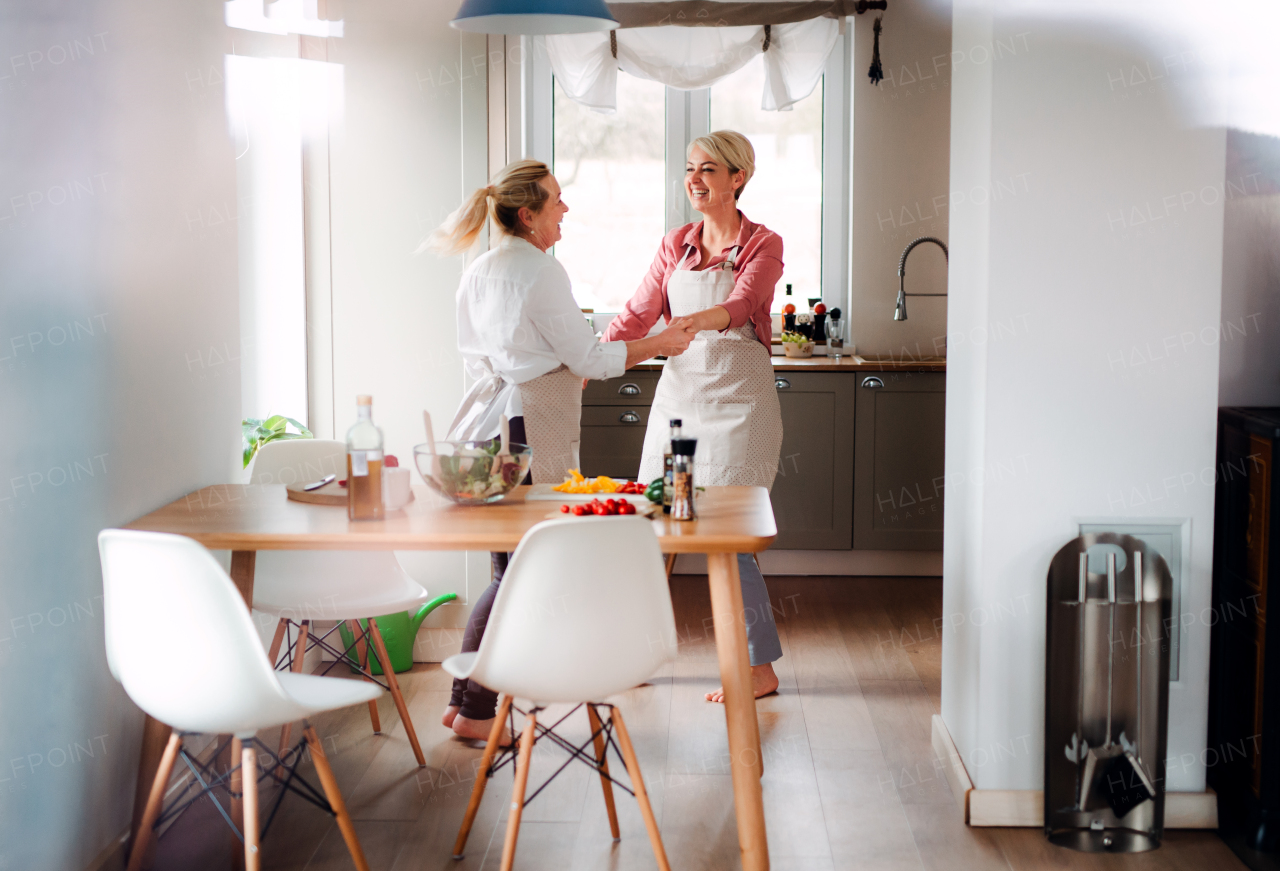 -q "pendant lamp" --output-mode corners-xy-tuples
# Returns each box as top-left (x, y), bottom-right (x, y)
(451, 0), (619, 34)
